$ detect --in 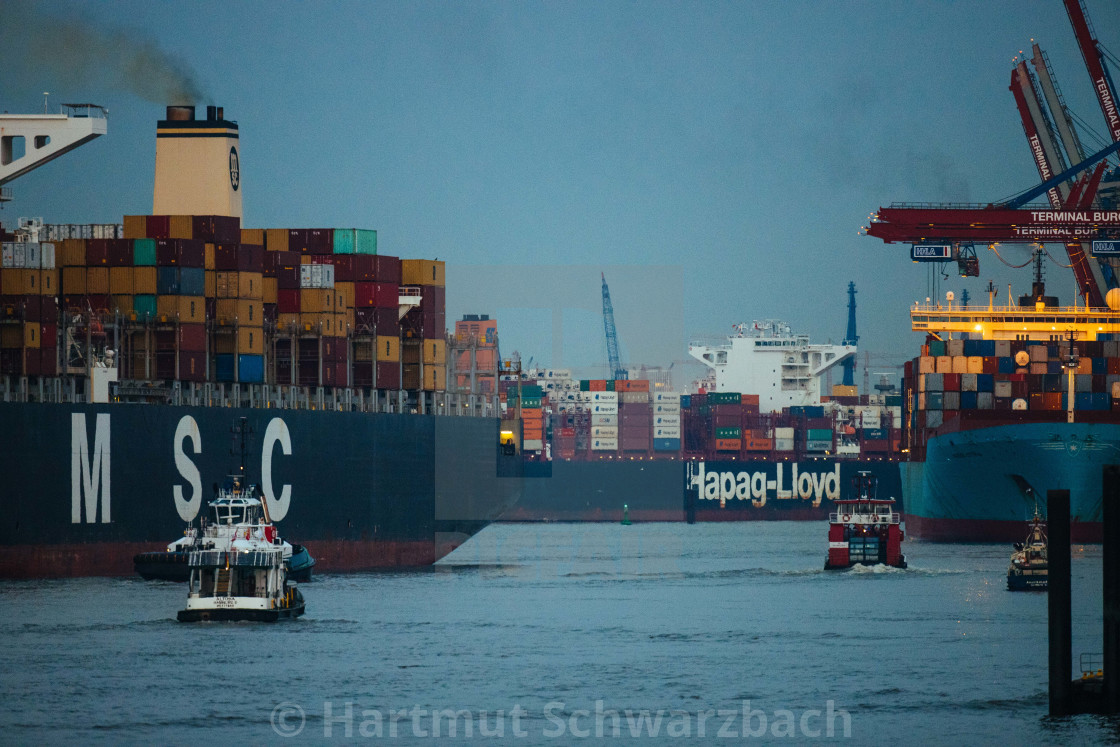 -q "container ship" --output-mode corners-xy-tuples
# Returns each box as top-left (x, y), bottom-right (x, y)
(898, 283), (1120, 542)
(0, 104), (521, 578)
(491, 319), (903, 522)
